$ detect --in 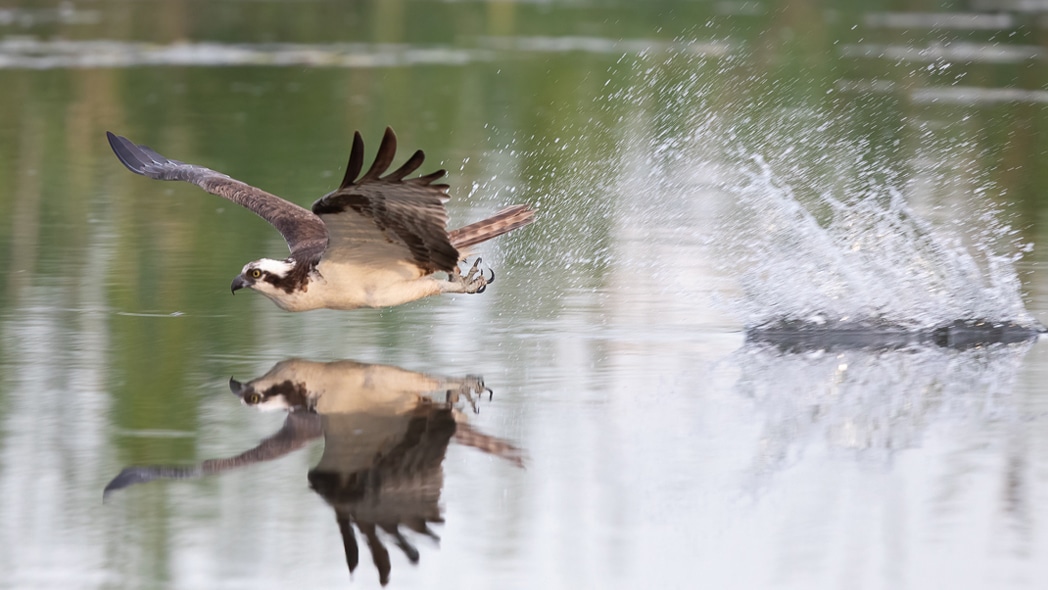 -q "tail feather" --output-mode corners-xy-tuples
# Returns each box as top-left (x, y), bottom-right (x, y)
(449, 205), (535, 251)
